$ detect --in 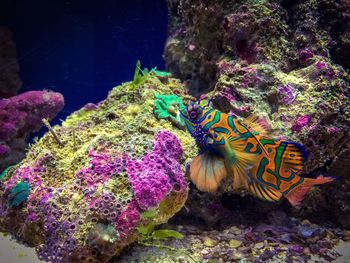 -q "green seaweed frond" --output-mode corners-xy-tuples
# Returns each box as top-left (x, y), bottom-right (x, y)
(152, 69), (170, 77)
(137, 208), (183, 241)
(130, 60), (151, 89)
(137, 224), (197, 263)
